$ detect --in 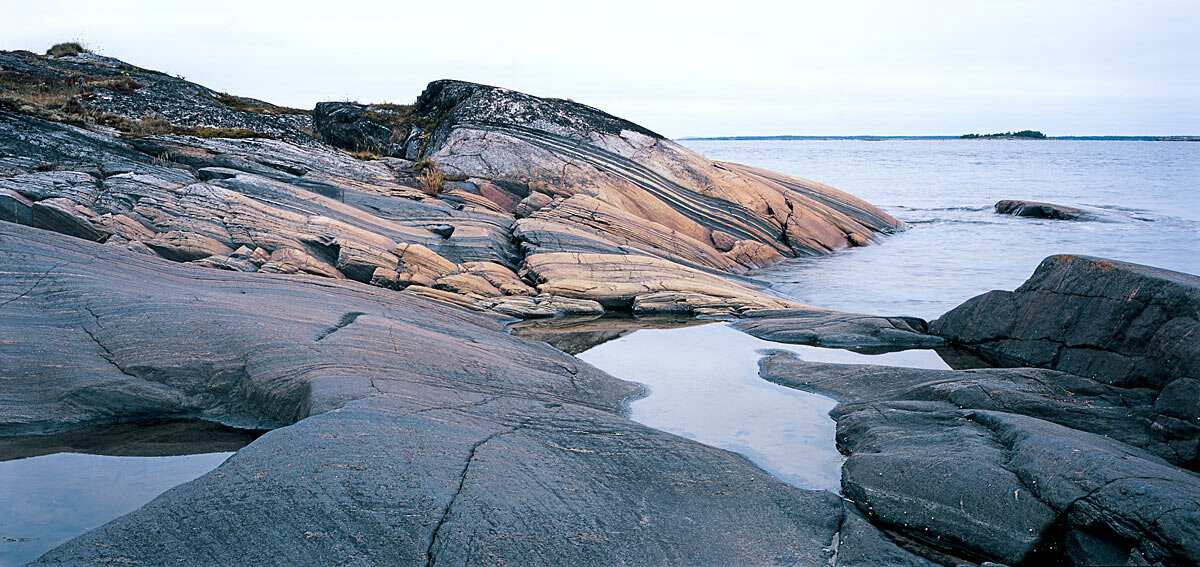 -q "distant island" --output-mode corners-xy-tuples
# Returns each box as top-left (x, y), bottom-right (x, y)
(961, 130), (1046, 139)
(678, 134), (1198, 141)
